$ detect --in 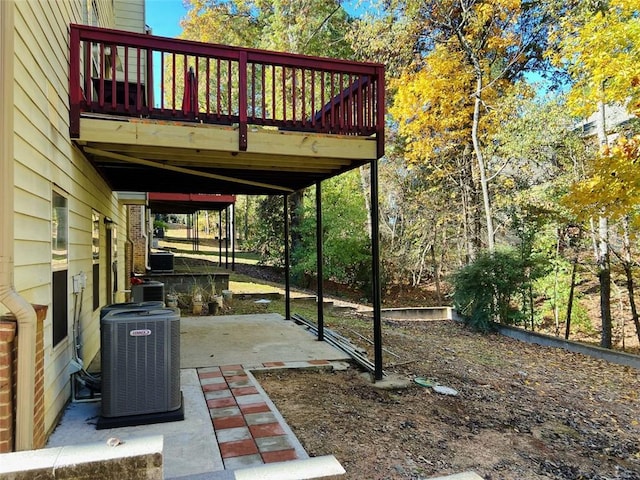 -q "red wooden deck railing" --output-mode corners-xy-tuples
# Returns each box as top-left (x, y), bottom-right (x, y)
(69, 24), (385, 156)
